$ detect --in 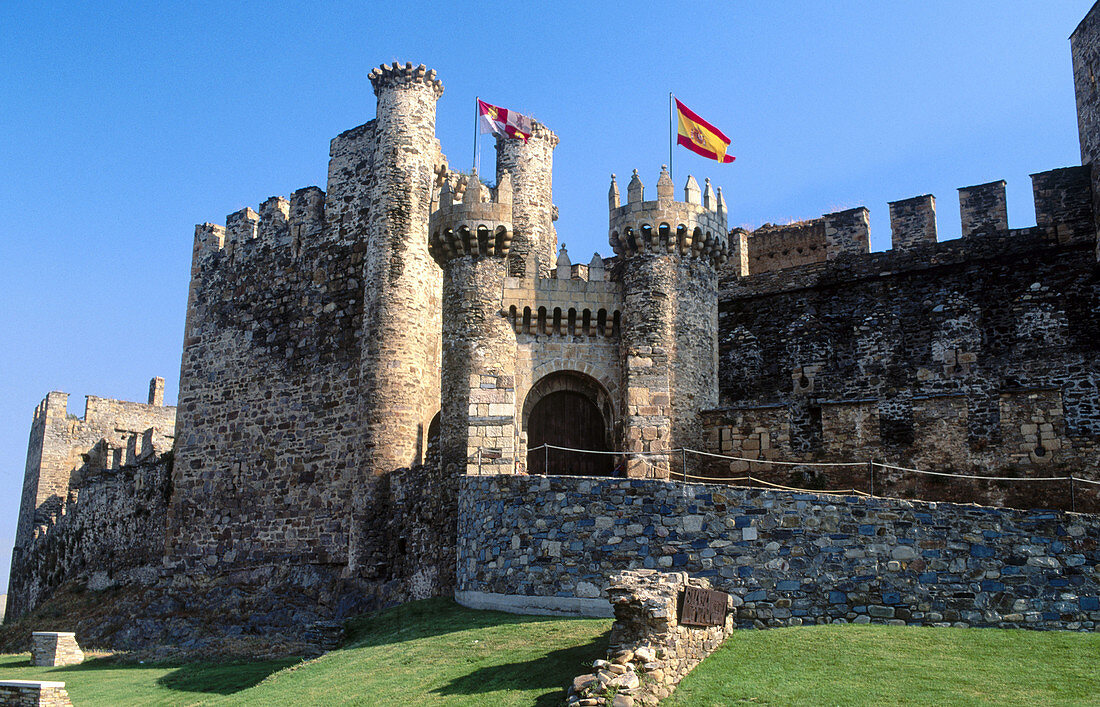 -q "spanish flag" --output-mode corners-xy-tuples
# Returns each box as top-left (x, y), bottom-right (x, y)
(675, 97), (735, 163)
